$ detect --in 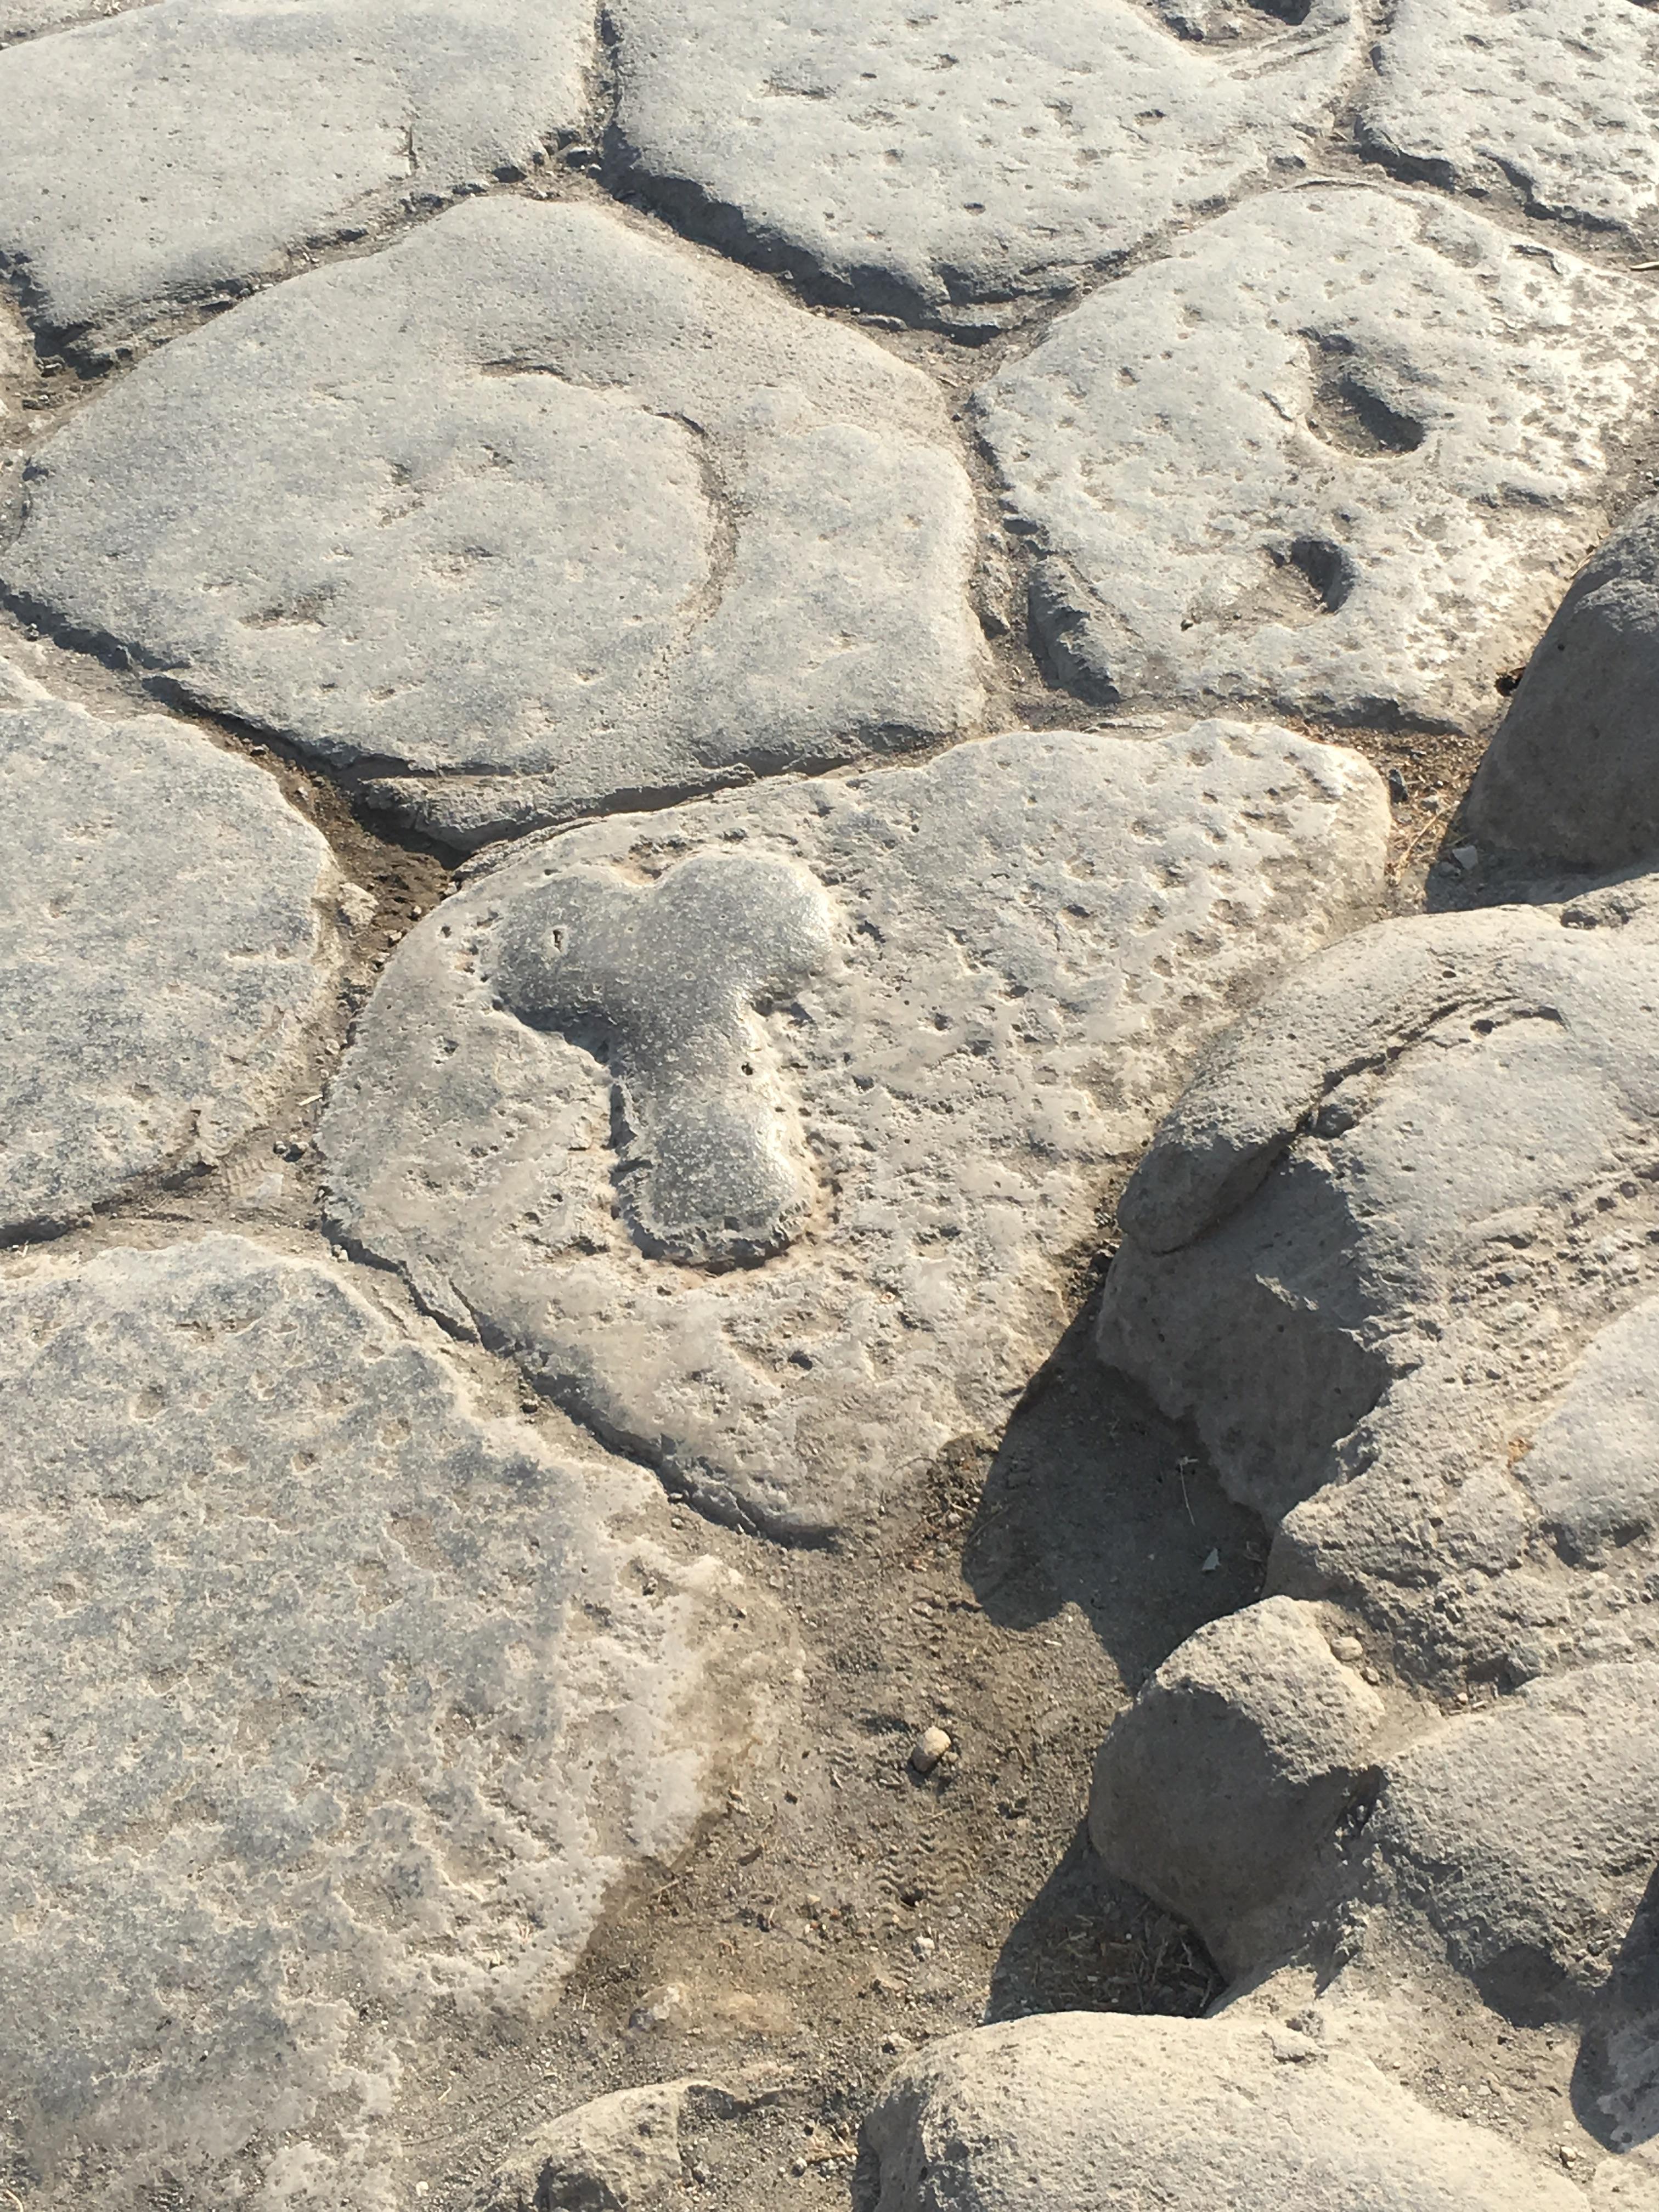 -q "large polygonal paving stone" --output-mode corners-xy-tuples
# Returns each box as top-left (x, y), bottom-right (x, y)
(0, 197), (984, 851)
(1357, 0), (1659, 242)
(977, 184), (1659, 729)
(0, 0), (595, 350)
(605, 0), (1359, 325)
(1, 682), (341, 1237)
(0, 1234), (760, 2208)
(320, 723), (1387, 1538)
